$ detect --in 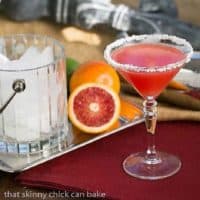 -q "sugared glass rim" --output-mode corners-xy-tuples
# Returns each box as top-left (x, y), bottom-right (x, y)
(104, 34), (193, 72)
(0, 34), (65, 72)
